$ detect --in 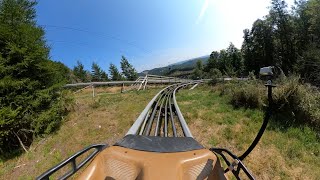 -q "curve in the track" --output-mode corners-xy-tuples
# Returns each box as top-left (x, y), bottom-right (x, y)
(126, 82), (200, 137)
